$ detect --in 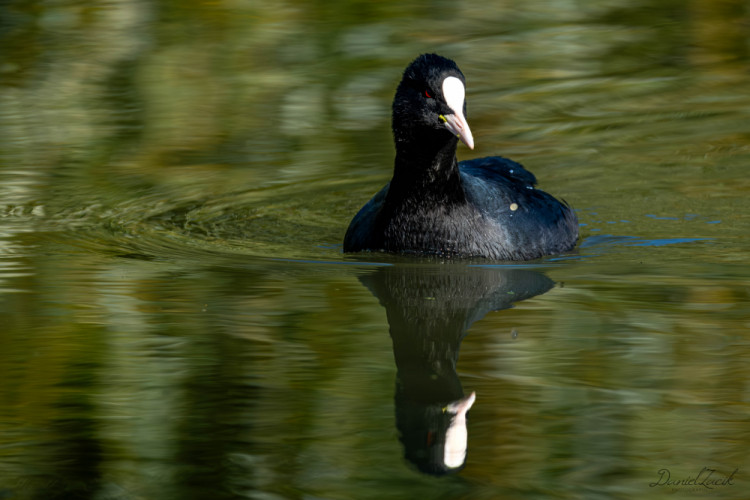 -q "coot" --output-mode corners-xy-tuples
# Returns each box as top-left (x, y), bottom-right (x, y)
(344, 54), (578, 260)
